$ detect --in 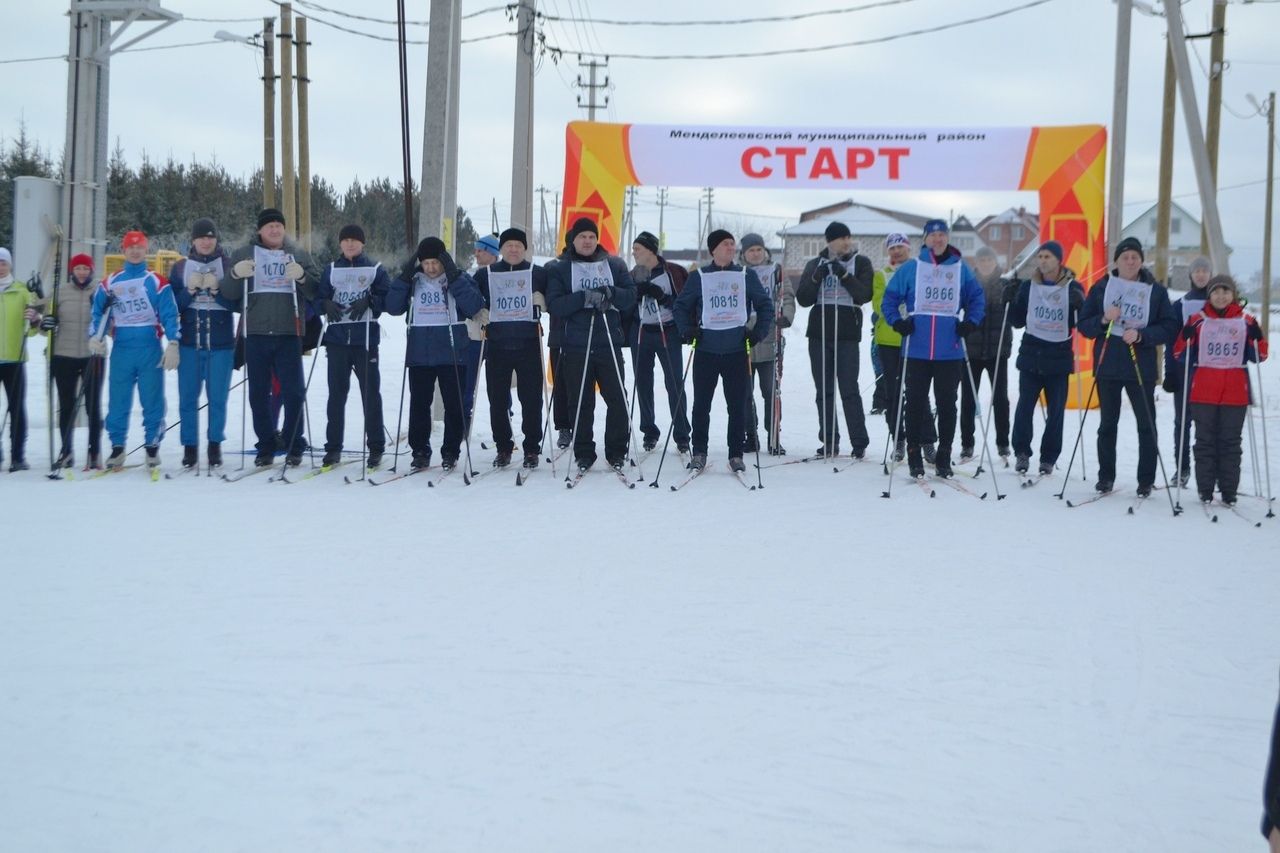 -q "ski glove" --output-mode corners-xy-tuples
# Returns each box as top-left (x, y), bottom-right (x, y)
(1248, 322), (1264, 342)
(532, 292), (546, 311)
(1001, 281), (1020, 304)
(582, 289), (606, 310)
(956, 320), (977, 338)
(160, 341), (180, 371)
(323, 300), (345, 323)
(892, 317), (915, 337)
(88, 337), (107, 356)
(399, 258), (420, 282)
(1181, 323), (1198, 342)
(284, 261), (305, 281)
(40, 315), (58, 332)
(438, 251), (462, 282)
(683, 329), (700, 346)
(826, 259), (847, 279)
(347, 295), (371, 320)
(1162, 376), (1177, 393)
(232, 259), (255, 279)
(1068, 287), (1085, 310)
(637, 282), (665, 301)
